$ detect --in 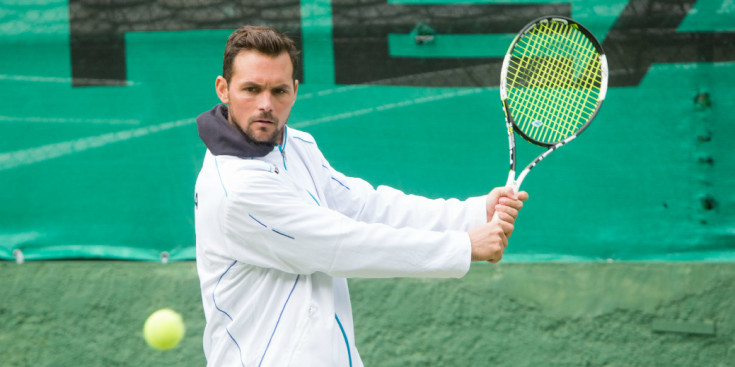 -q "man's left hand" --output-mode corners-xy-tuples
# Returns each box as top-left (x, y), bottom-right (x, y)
(486, 187), (529, 238)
